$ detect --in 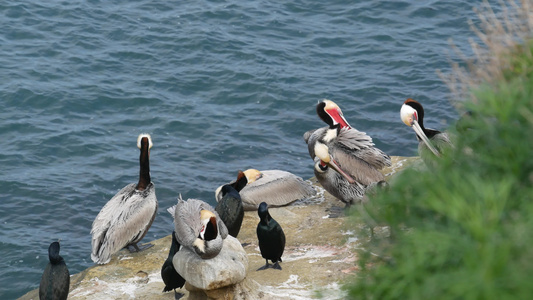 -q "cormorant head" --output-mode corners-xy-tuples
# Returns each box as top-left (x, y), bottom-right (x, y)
(48, 241), (63, 264)
(258, 202), (270, 224)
